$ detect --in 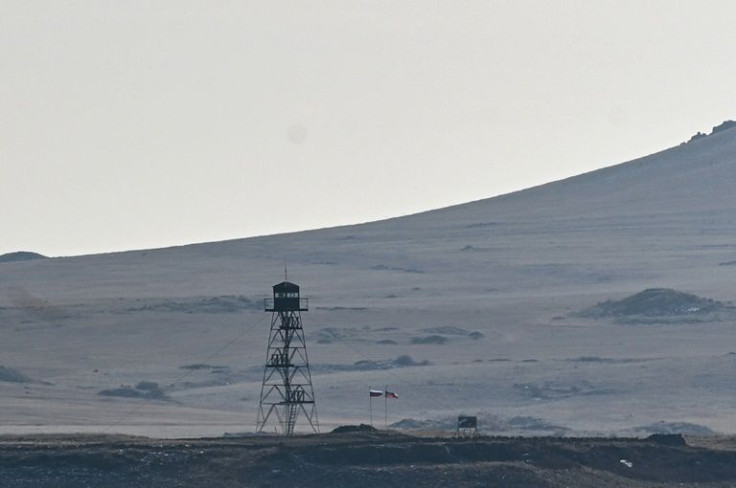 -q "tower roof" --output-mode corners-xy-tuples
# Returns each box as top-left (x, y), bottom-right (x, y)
(273, 281), (299, 292)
